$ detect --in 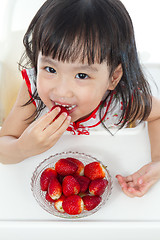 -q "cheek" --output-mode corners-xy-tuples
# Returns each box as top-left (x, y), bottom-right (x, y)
(78, 86), (106, 108)
(37, 76), (49, 103)
(86, 84), (108, 102)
